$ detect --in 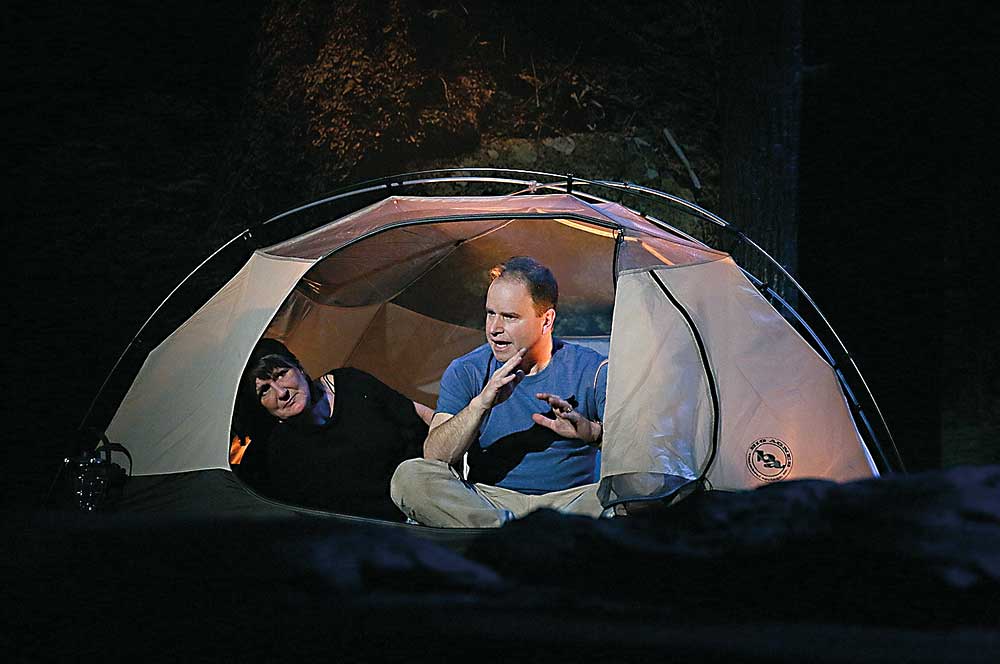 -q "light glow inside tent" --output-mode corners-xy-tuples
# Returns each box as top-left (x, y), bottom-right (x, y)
(100, 177), (892, 520)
